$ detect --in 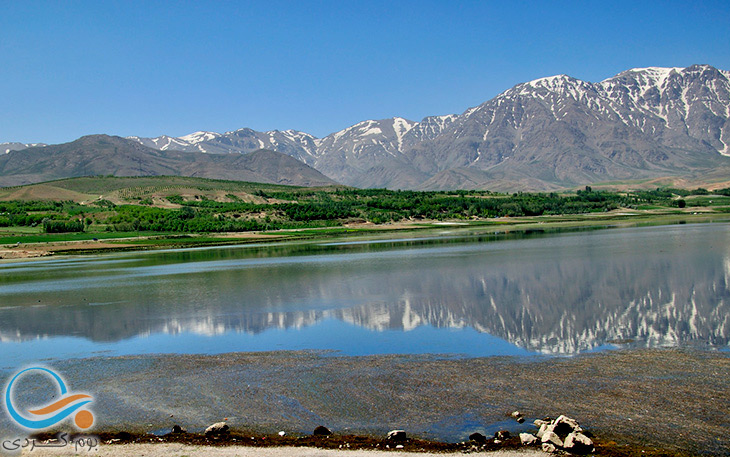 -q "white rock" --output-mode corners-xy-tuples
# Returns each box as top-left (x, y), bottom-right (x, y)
(541, 442), (557, 453)
(555, 415), (582, 432)
(387, 430), (407, 442)
(204, 422), (229, 436)
(536, 423), (548, 439)
(519, 433), (538, 445)
(541, 430), (564, 448)
(564, 432), (594, 453)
